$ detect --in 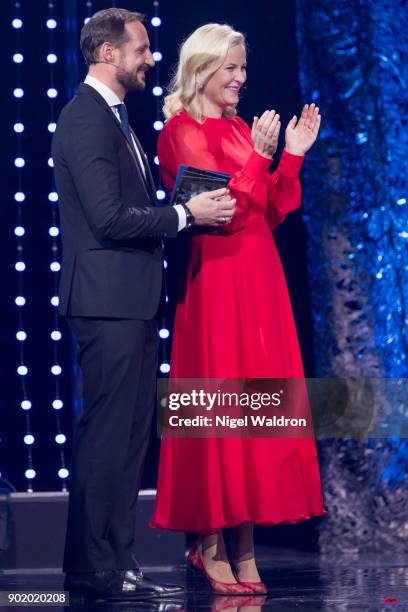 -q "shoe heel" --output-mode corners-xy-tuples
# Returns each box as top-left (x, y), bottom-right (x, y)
(186, 540), (204, 570)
